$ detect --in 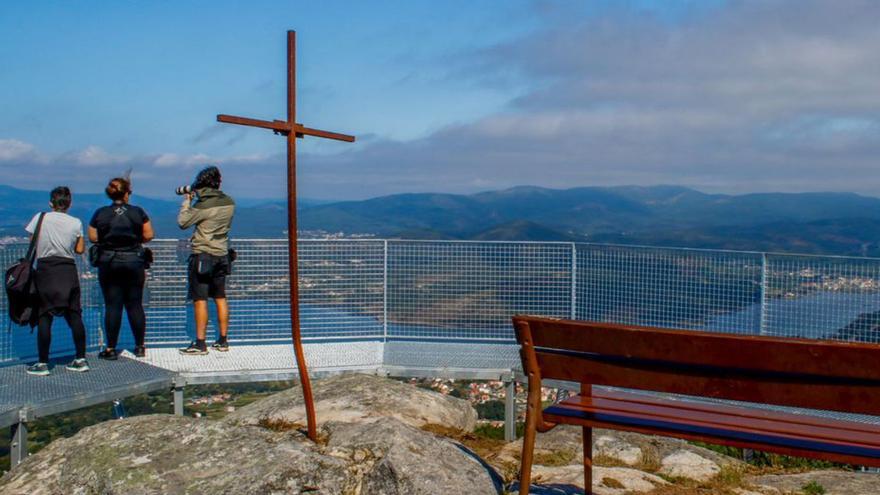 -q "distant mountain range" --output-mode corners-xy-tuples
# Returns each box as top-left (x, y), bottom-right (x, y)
(3, 184), (880, 256)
